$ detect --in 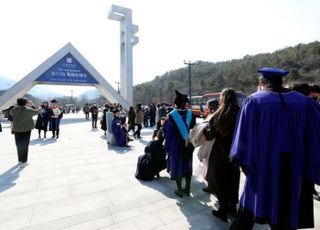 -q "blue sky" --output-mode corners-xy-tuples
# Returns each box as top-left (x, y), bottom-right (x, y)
(0, 0), (319, 95)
